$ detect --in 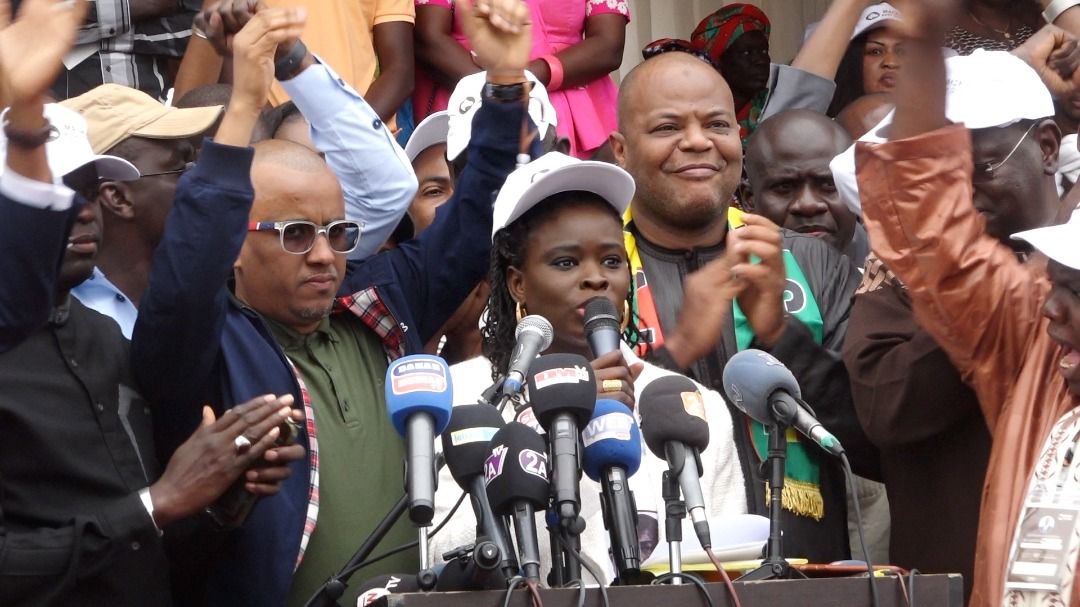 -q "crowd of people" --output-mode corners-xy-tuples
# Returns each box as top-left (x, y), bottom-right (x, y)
(4, 0), (1080, 605)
